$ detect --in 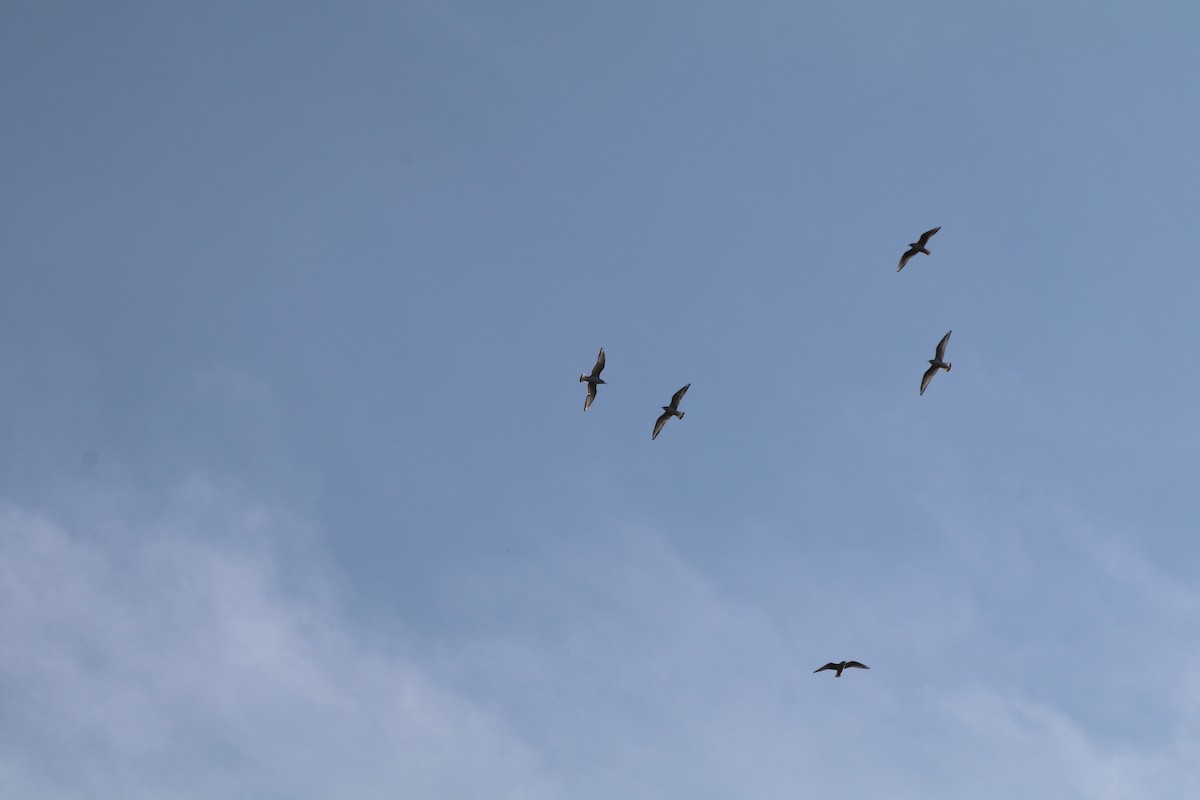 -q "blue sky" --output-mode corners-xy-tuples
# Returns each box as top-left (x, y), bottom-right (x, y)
(3, 1), (1200, 797)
